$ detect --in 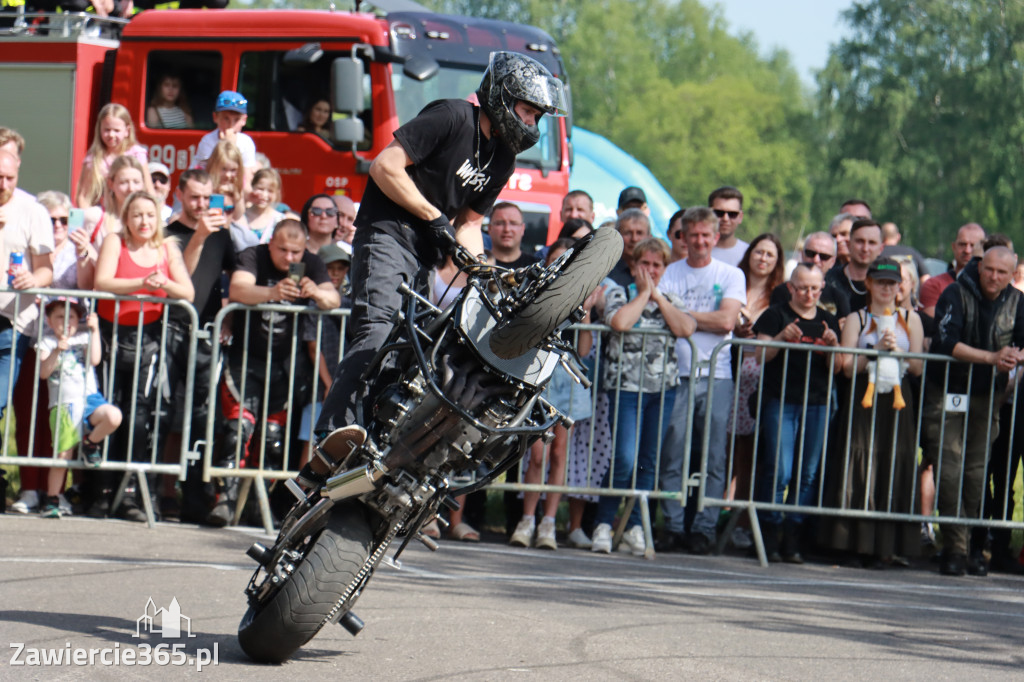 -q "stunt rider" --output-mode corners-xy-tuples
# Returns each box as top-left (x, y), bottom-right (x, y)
(302, 51), (568, 482)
